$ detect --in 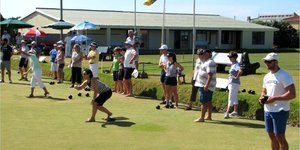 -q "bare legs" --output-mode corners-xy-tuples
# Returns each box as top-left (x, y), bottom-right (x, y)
(268, 133), (288, 150)
(86, 102), (113, 122)
(165, 85), (179, 107)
